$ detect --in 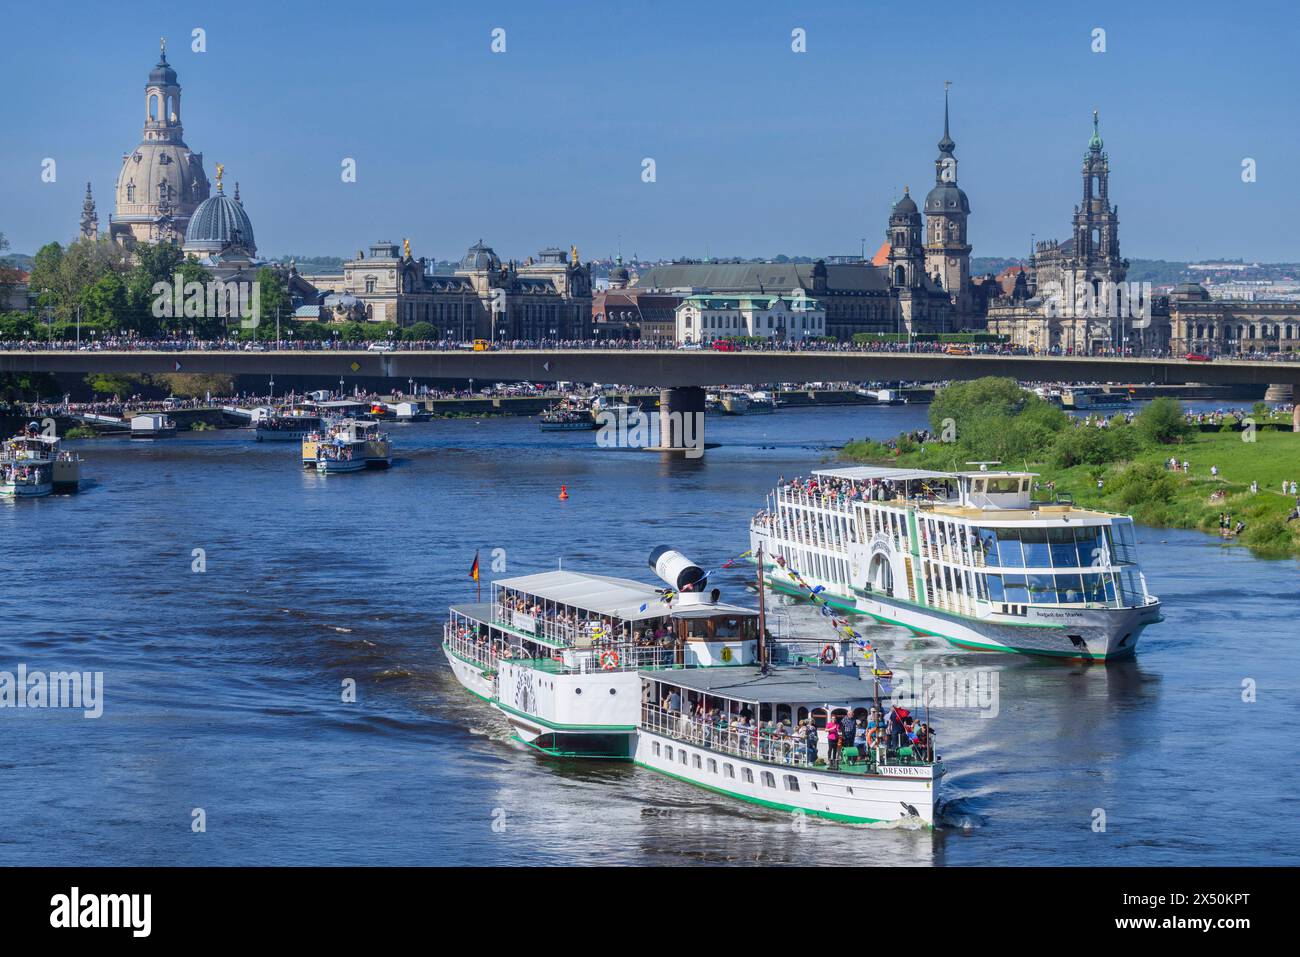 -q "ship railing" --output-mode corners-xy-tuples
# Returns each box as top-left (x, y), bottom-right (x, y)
(443, 624), (503, 671)
(641, 705), (815, 768)
(642, 705), (936, 773)
(494, 606), (631, 648)
(560, 644), (678, 673)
